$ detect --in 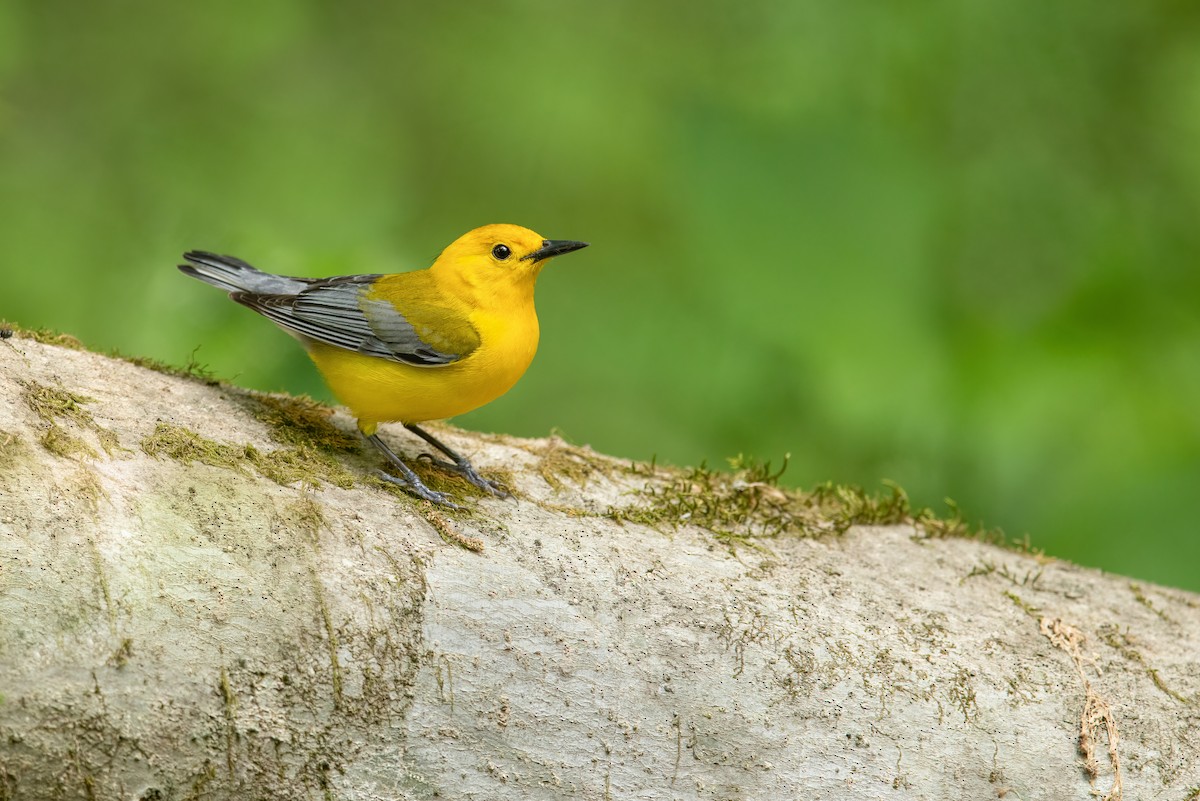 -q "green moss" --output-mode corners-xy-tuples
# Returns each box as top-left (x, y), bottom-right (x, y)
(1098, 624), (1190, 704)
(1004, 590), (1041, 619)
(711, 529), (772, 554)
(244, 393), (359, 453)
(116, 348), (219, 386)
(41, 423), (97, 458)
(22, 380), (121, 458)
(531, 436), (622, 491)
(141, 422), (245, 471)
(283, 496), (328, 542)
(963, 560), (1044, 587)
(73, 468), (107, 513)
(181, 761), (218, 801)
(1129, 583), (1173, 624)
(409, 456), (488, 499)
(142, 415), (481, 499)
(605, 454), (1015, 552)
(480, 466), (516, 494)
(948, 667), (979, 723)
(0, 320), (85, 350)
(24, 381), (94, 429)
(606, 455), (908, 540)
(0, 430), (26, 470)
(964, 562), (997, 581)
(245, 443), (357, 489)
(3, 319), (220, 387)
(606, 458), (782, 535)
(97, 428), (122, 454)
(141, 421), (357, 489)
(107, 637), (134, 668)
(805, 479), (915, 534)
